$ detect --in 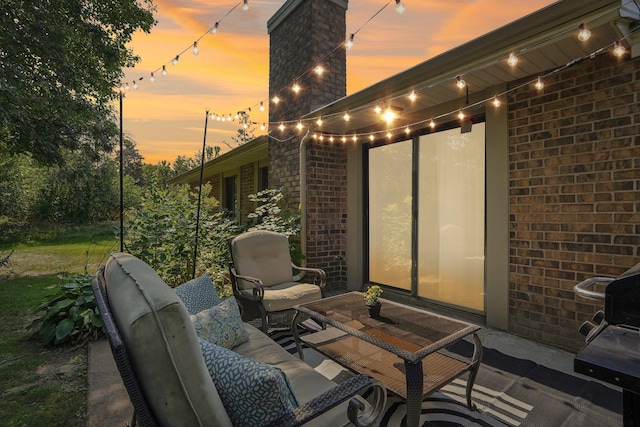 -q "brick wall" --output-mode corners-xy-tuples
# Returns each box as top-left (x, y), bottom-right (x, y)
(239, 163), (255, 223)
(507, 52), (640, 351)
(268, 0), (348, 286)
